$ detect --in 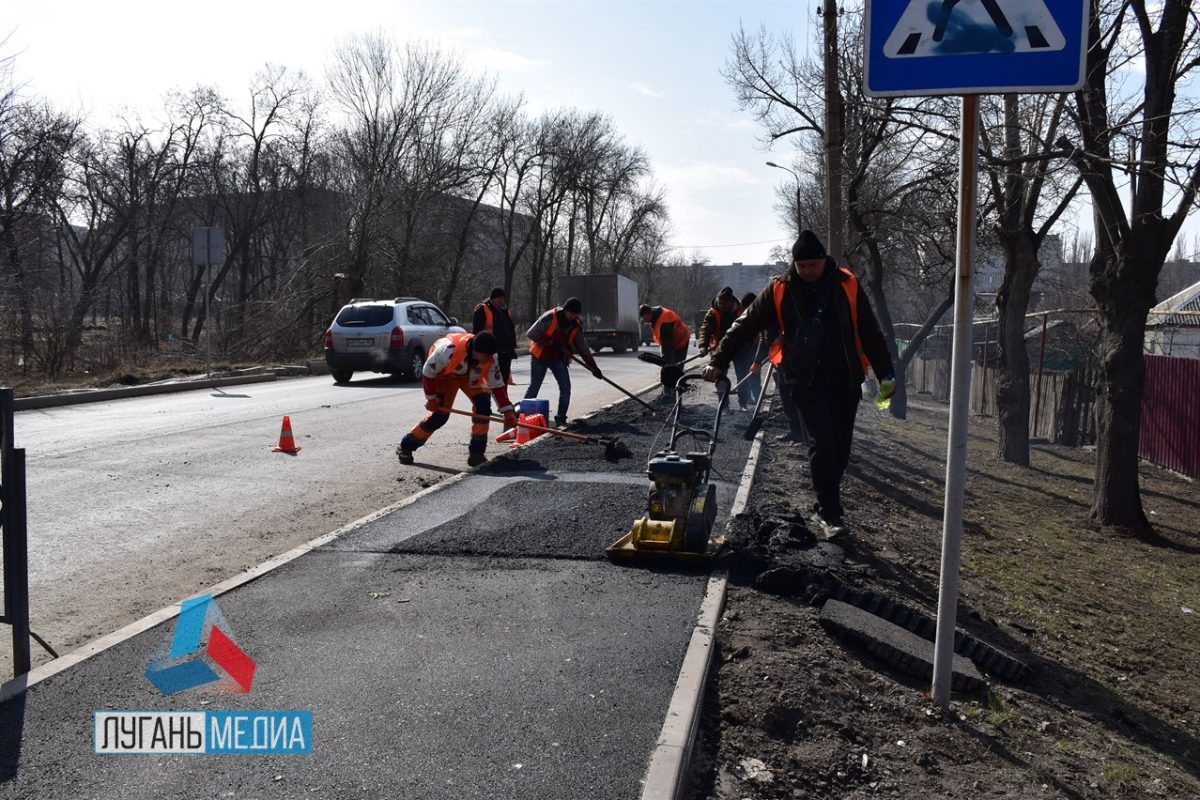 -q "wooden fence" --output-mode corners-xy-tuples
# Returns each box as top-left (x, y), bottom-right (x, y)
(907, 353), (1200, 478)
(905, 356), (1098, 446)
